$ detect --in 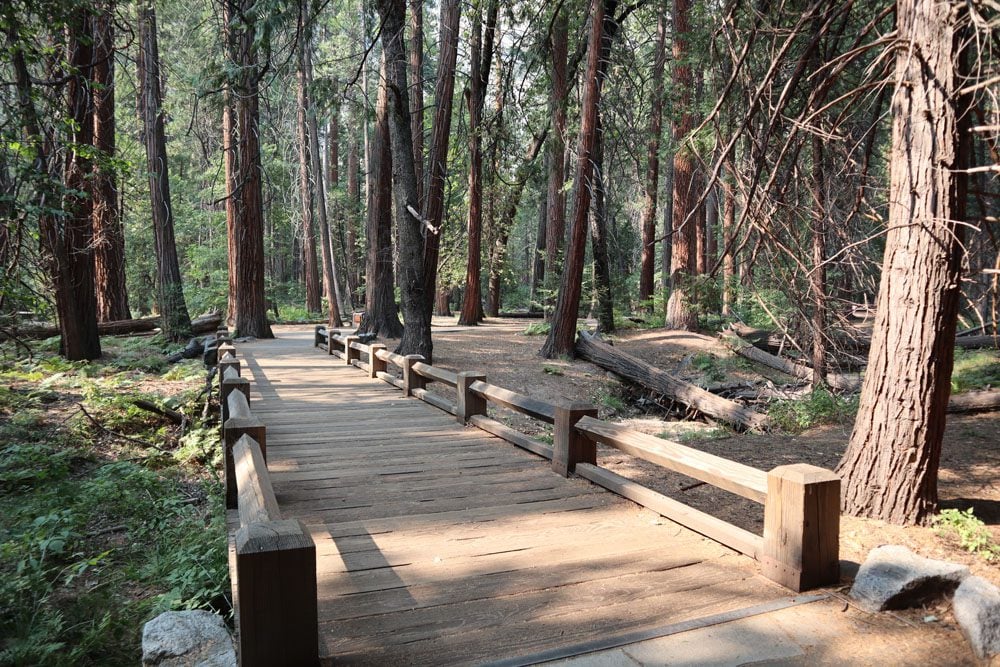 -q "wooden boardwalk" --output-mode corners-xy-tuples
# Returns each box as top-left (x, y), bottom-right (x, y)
(238, 329), (790, 665)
